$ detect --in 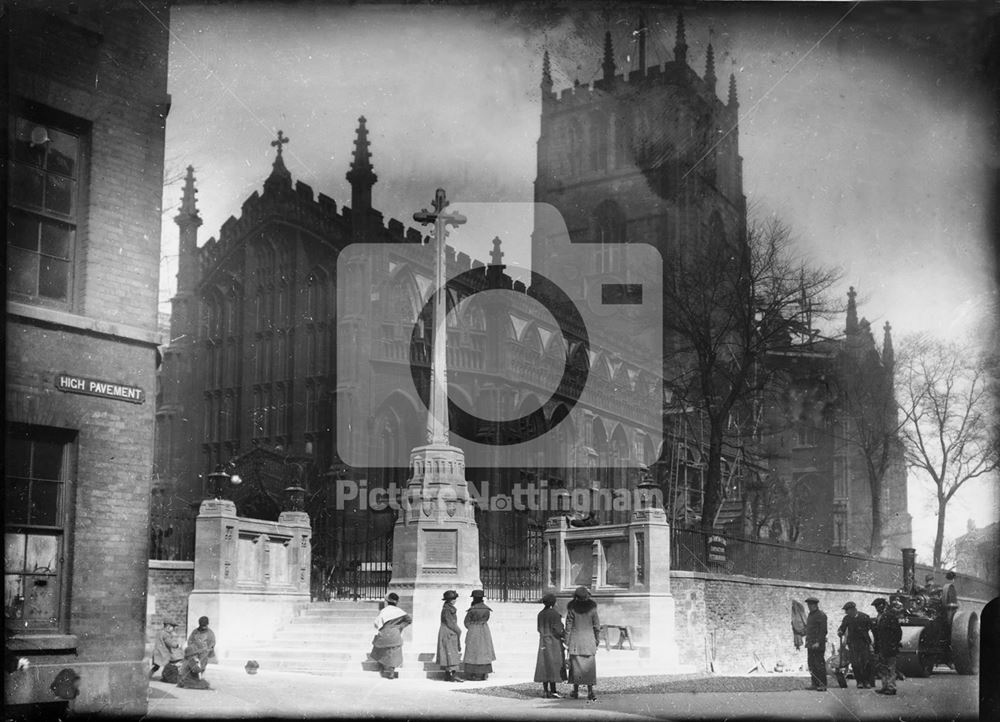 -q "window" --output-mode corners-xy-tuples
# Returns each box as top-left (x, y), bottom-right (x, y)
(5, 425), (74, 632)
(593, 200), (625, 273)
(8, 105), (87, 307)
